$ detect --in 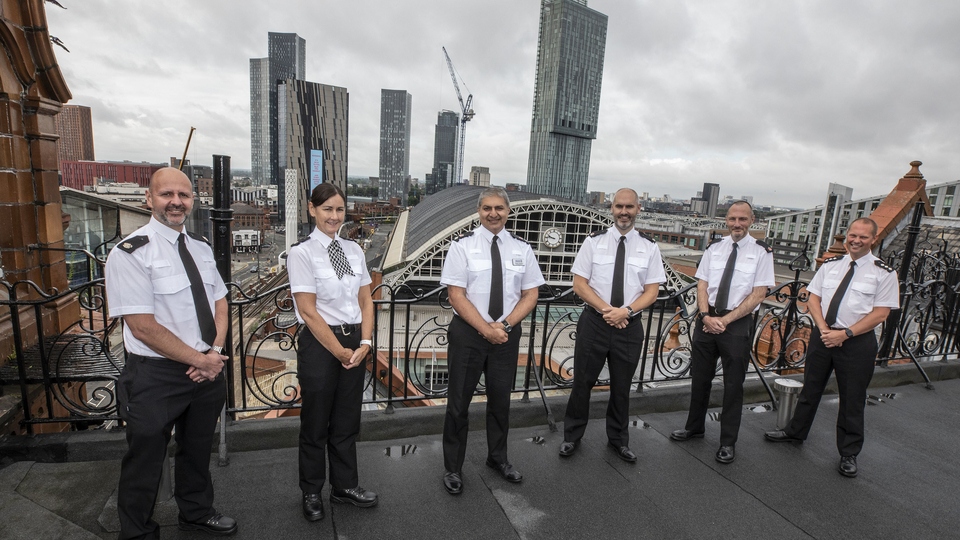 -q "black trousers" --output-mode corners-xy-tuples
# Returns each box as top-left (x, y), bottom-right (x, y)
(563, 308), (644, 446)
(117, 353), (226, 540)
(785, 328), (877, 456)
(442, 315), (522, 473)
(298, 327), (364, 494)
(683, 315), (752, 446)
